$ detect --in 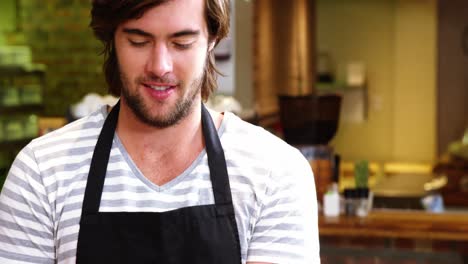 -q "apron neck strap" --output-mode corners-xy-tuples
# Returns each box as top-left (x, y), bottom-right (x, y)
(81, 101), (233, 216)
(82, 101), (120, 216)
(201, 104), (232, 207)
